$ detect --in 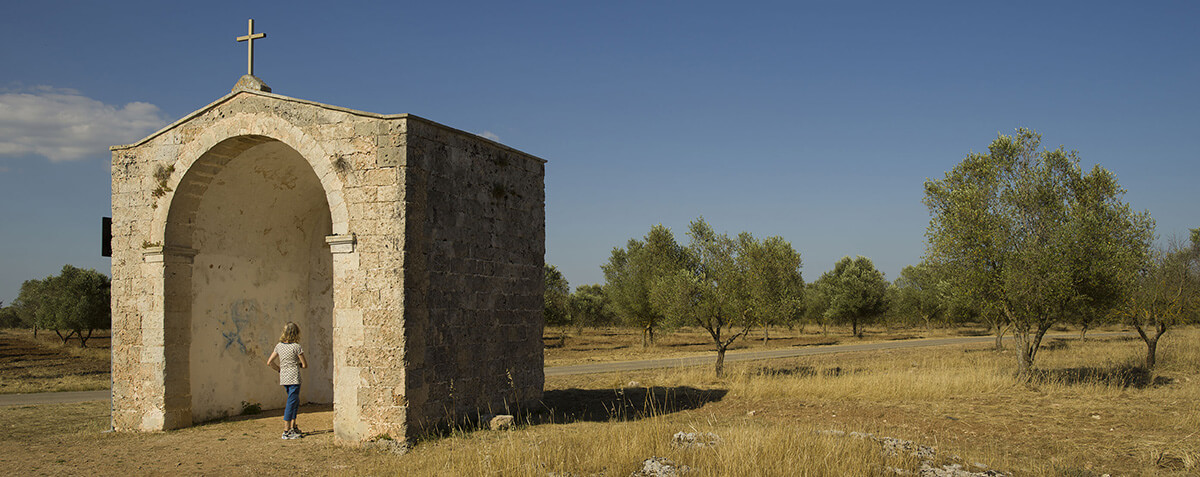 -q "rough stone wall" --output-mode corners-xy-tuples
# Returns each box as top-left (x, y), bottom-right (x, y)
(110, 88), (545, 443)
(399, 118), (546, 433)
